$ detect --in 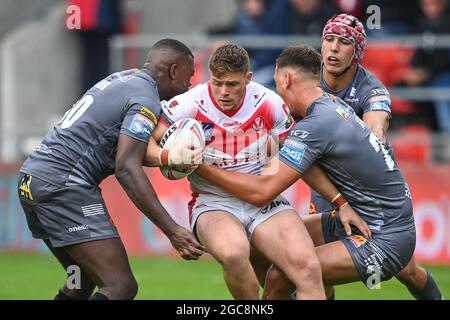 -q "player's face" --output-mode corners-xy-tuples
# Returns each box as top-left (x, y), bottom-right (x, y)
(209, 72), (252, 111)
(274, 67), (286, 100)
(322, 35), (354, 75)
(170, 56), (195, 98)
(273, 67), (296, 114)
